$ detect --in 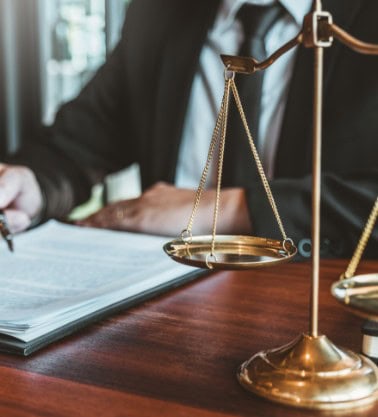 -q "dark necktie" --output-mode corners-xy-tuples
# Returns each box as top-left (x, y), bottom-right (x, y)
(223, 3), (284, 186)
